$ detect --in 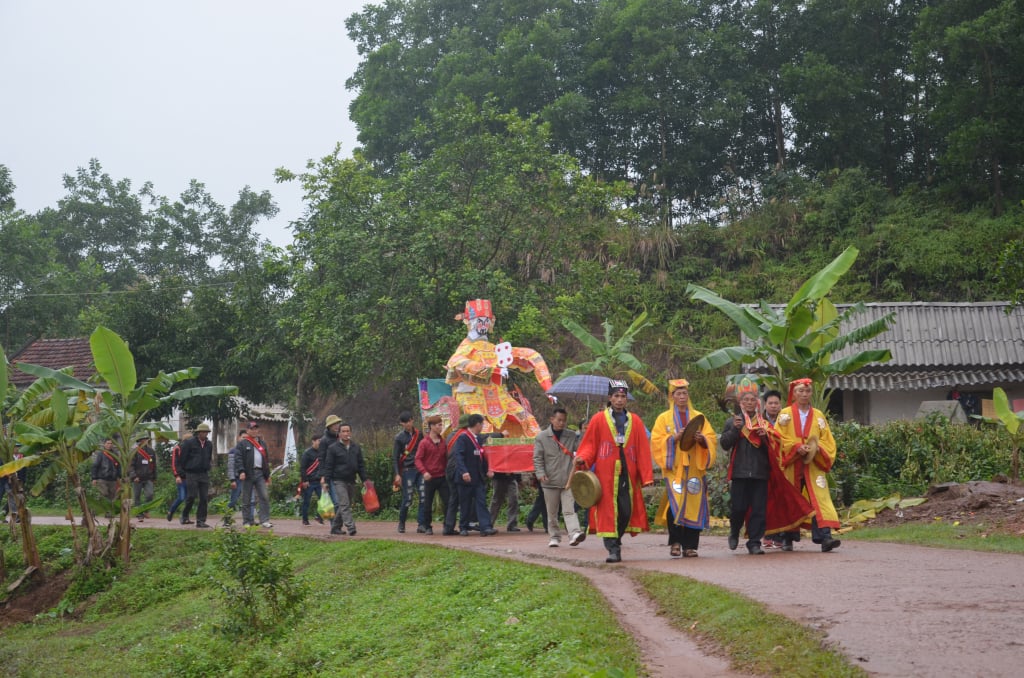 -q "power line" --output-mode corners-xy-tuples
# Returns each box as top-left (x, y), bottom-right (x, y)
(11, 281), (236, 299)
